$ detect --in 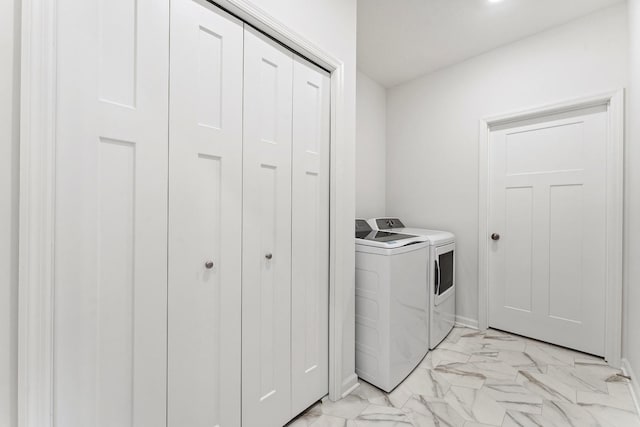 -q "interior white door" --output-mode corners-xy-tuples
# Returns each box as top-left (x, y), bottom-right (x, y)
(168, 1), (243, 426)
(242, 26), (294, 427)
(53, 0), (169, 425)
(291, 57), (331, 415)
(488, 105), (608, 356)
